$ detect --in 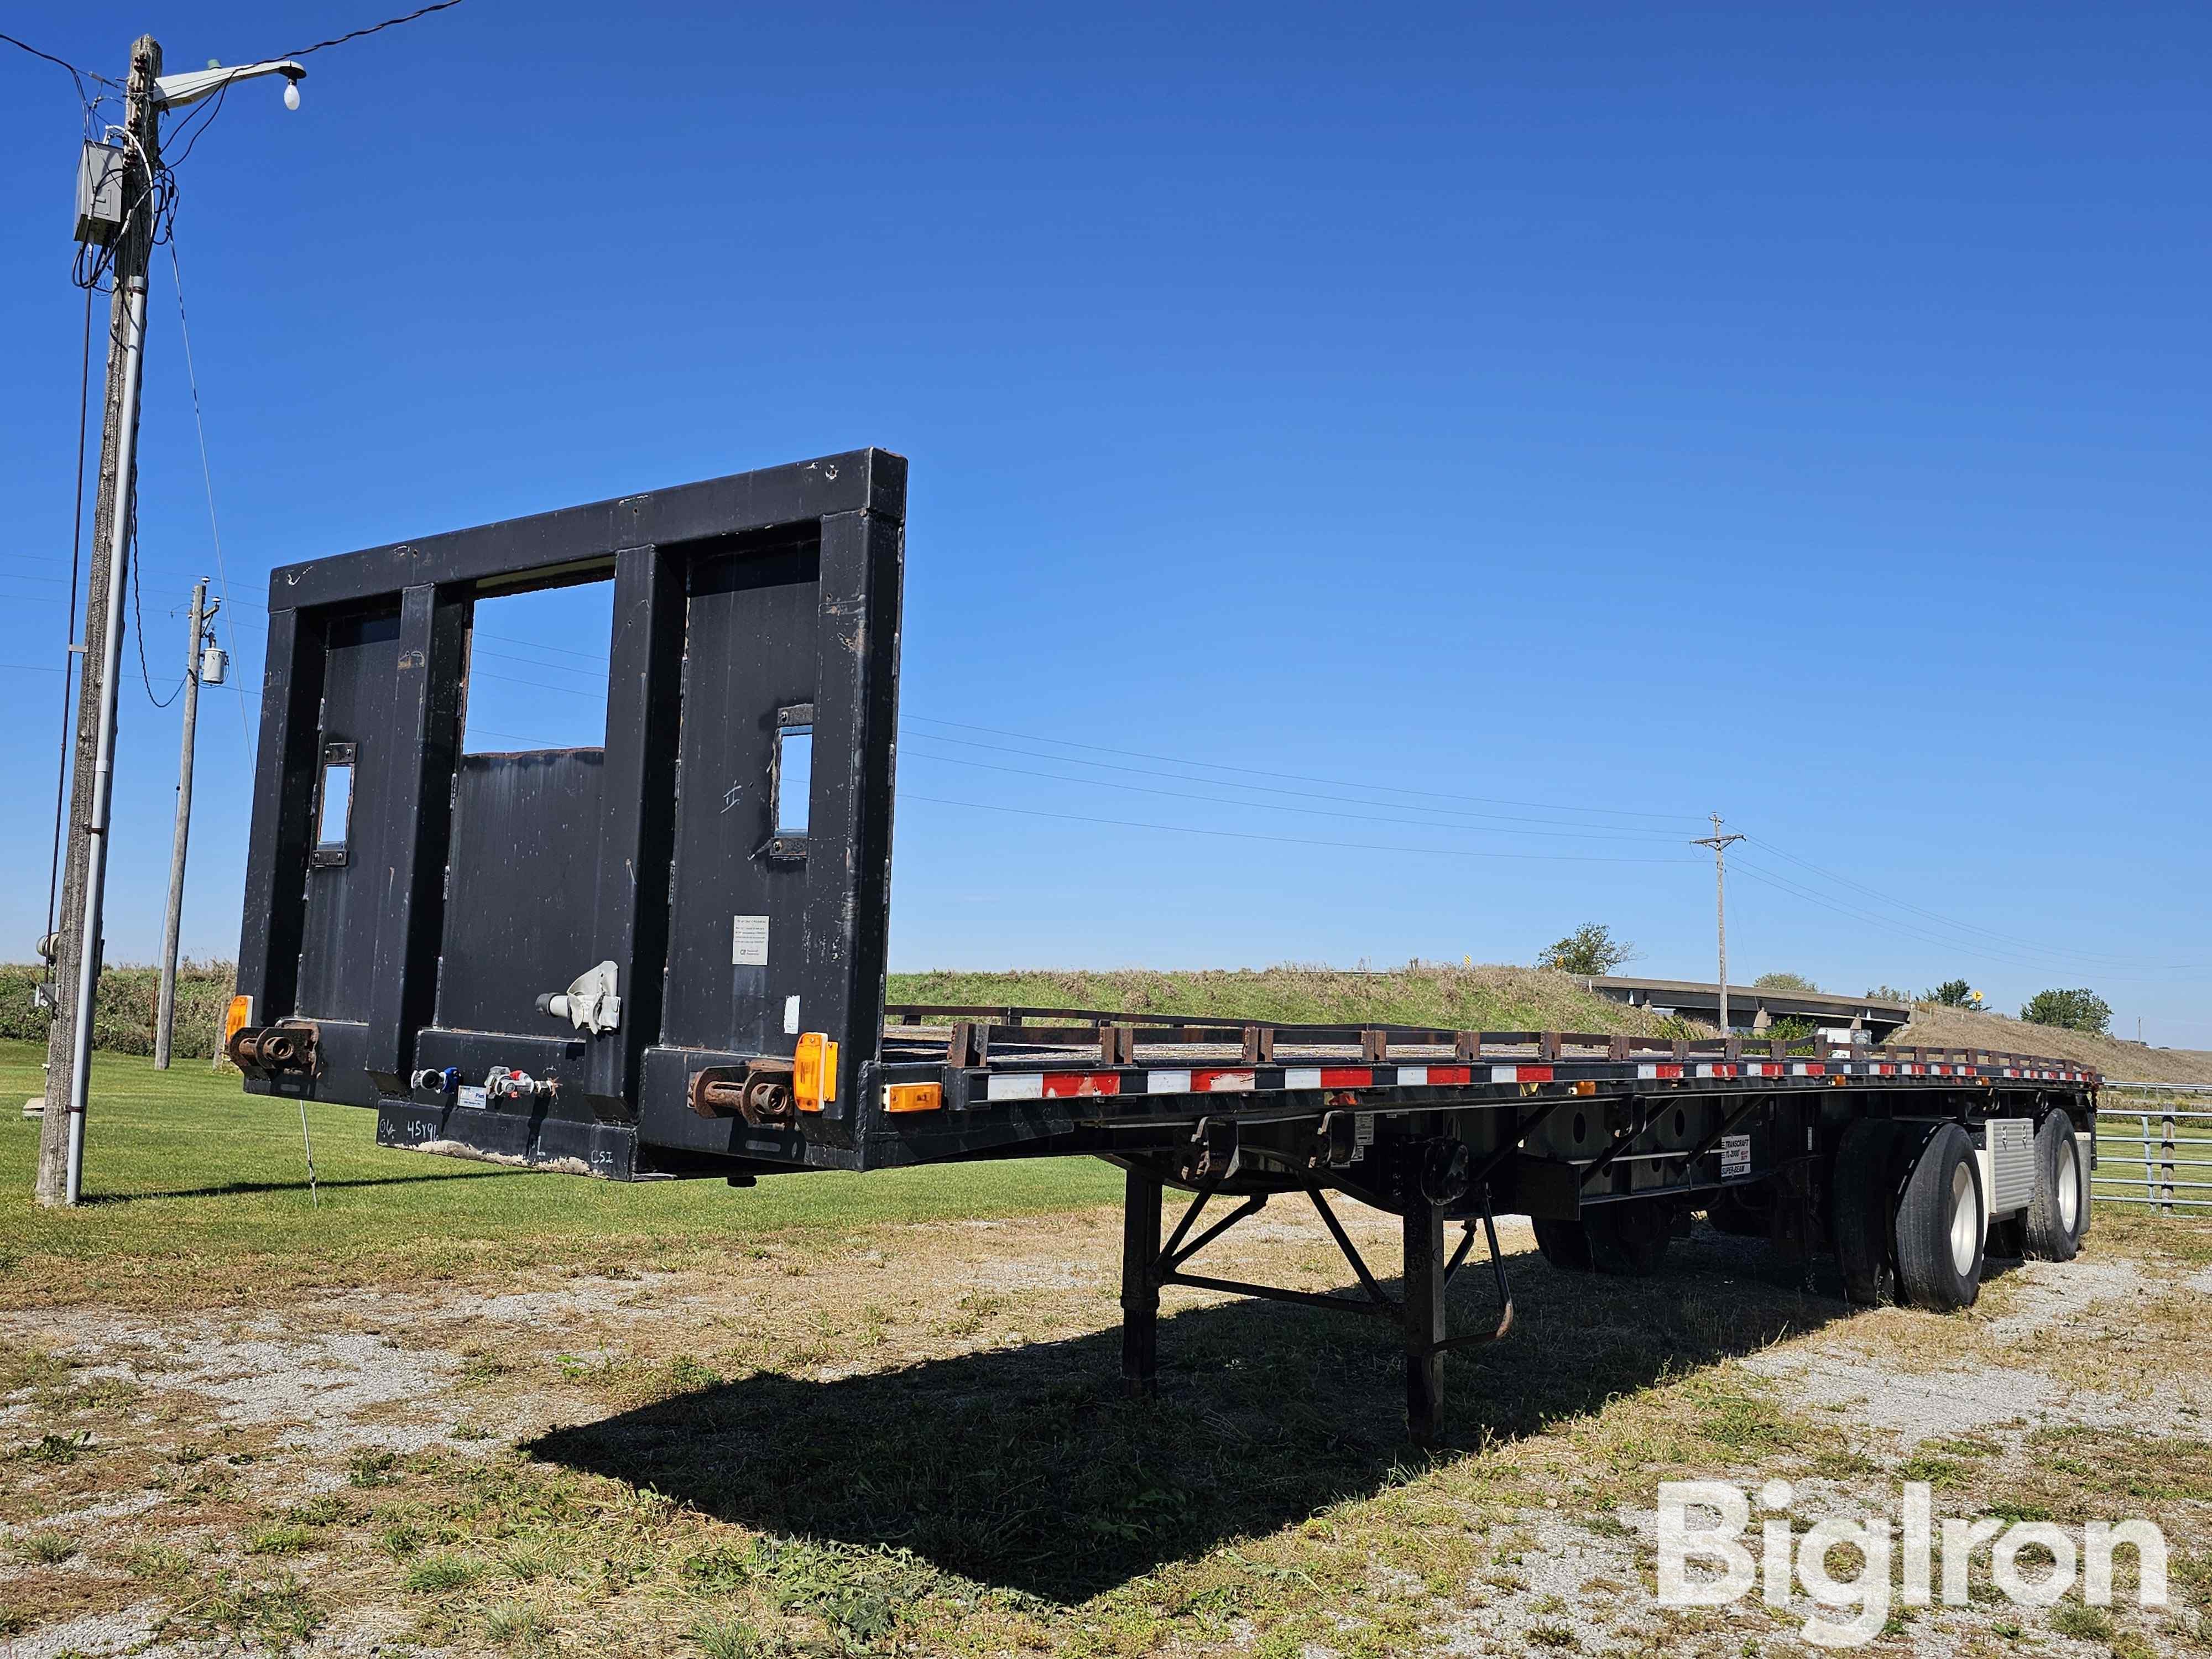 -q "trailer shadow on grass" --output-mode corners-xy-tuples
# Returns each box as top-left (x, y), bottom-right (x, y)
(530, 1230), (1854, 1604)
